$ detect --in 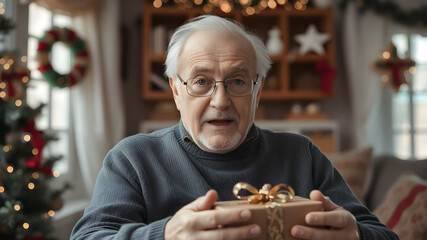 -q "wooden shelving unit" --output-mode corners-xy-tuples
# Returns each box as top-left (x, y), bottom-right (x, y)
(142, 4), (335, 101)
